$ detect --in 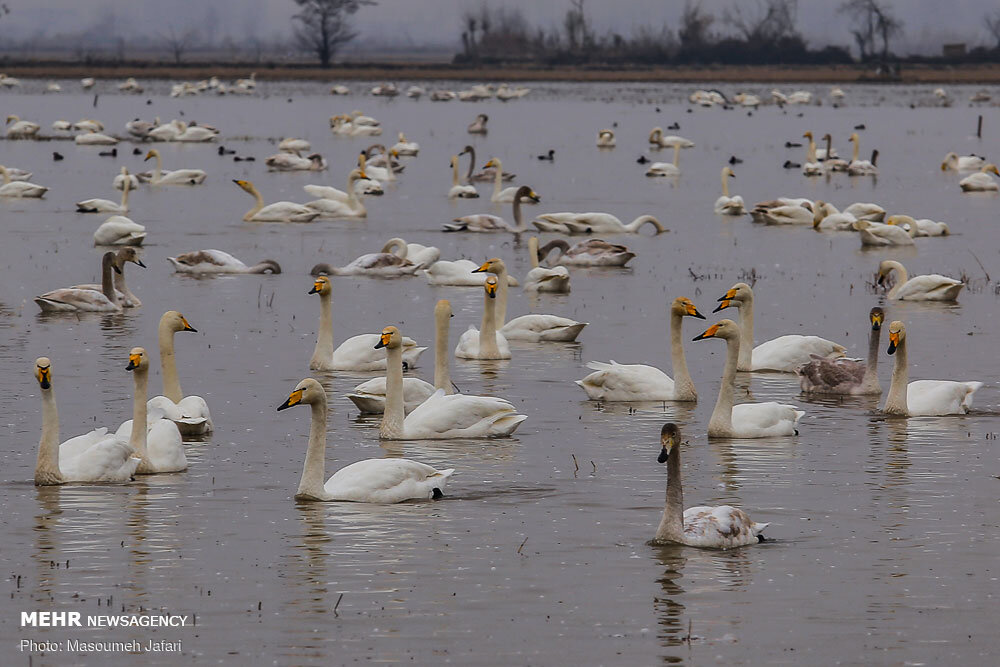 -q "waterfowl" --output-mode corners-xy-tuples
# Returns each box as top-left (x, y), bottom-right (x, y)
(174, 122), (218, 142)
(144, 311), (213, 435)
(392, 132), (420, 155)
(309, 249), (418, 277)
(454, 277), (511, 360)
(853, 219), (915, 246)
(959, 164), (1000, 191)
(843, 202), (885, 221)
(0, 166), (48, 198)
(5, 115), (40, 138)
(448, 155), (479, 198)
(76, 168), (130, 213)
(234, 179), (319, 222)
(423, 259), (519, 286)
(167, 250), (281, 274)
(114, 348), (187, 473)
(801, 132), (823, 176)
(750, 198), (813, 224)
(714, 167), (745, 215)
(648, 128), (694, 148)
(330, 114), (382, 136)
(536, 238), (635, 267)
(144, 149), (207, 184)
(304, 169), (369, 218)
(532, 212), (665, 235)
(798, 307), (883, 395)
(461, 145), (515, 182)
(467, 113), (488, 134)
(645, 144), (681, 176)
(485, 159), (538, 202)
(71, 247), (145, 307)
(35, 251), (122, 313)
(359, 146), (398, 181)
(845, 133), (878, 174)
(265, 151), (326, 172)
(596, 130), (615, 147)
(74, 130), (118, 145)
(52, 120), (72, 131)
(811, 201), (856, 231)
(279, 137), (311, 153)
(93, 215), (146, 246)
(523, 237), (570, 293)
(380, 238), (440, 268)
(537, 149), (555, 161)
(941, 152), (985, 172)
(877, 260), (963, 301)
(886, 214), (949, 237)
(444, 186), (538, 232)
